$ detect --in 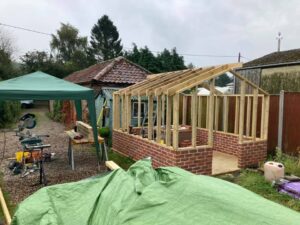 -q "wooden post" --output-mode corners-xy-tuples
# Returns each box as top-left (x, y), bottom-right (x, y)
(173, 93), (180, 149)
(191, 88), (198, 147)
(278, 91), (284, 149)
(223, 96), (229, 132)
(182, 95), (187, 125)
(0, 187), (11, 225)
(198, 96), (202, 128)
(137, 95), (141, 127)
(239, 80), (246, 143)
(246, 96), (251, 137)
(208, 79), (215, 146)
(206, 96), (209, 128)
(260, 96), (265, 139)
(162, 95), (165, 126)
(166, 95), (172, 146)
(113, 93), (120, 129)
(126, 94), (131, 131)
(156, 95), (162, 143)
(214, 96), (219, 131)
(234, 96), (240, 134)
(252, 89), (258, 140)
(121, 94), (126, 130)
(263, 95), (270, 140)
(148, 95), (153, 140)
